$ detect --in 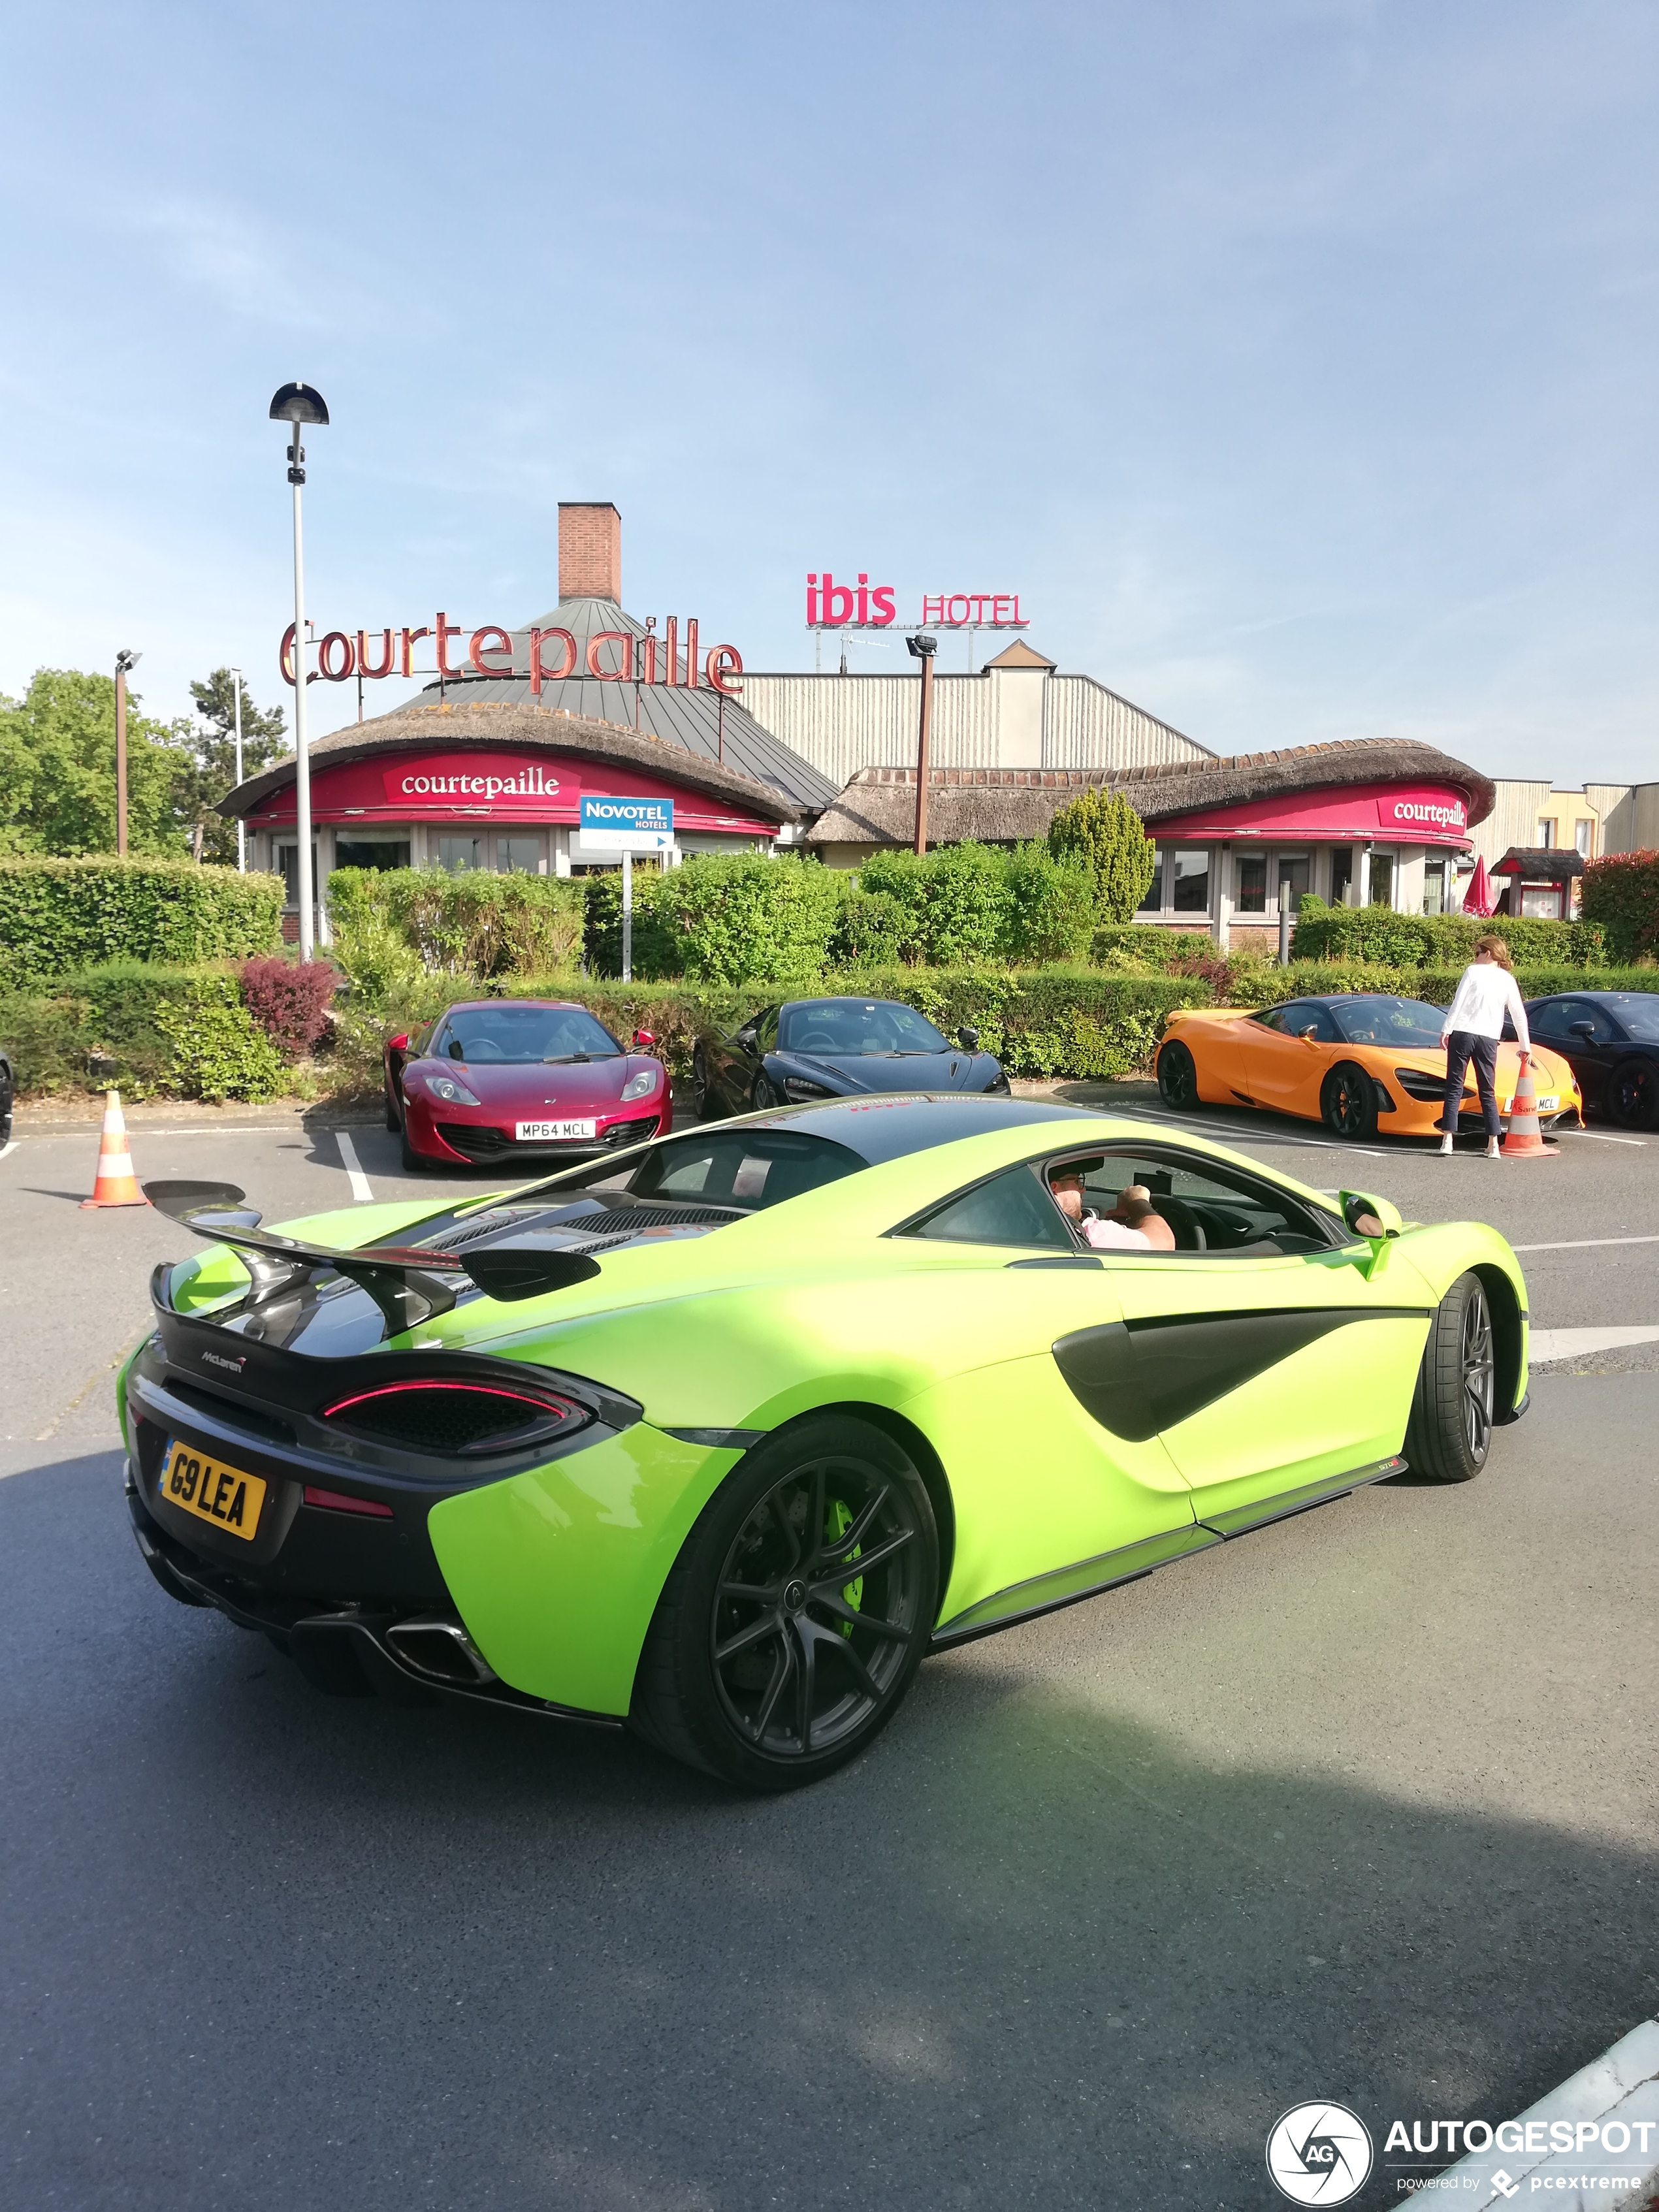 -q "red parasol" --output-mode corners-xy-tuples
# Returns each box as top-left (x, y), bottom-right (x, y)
(1461, 856), (1496, 917)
